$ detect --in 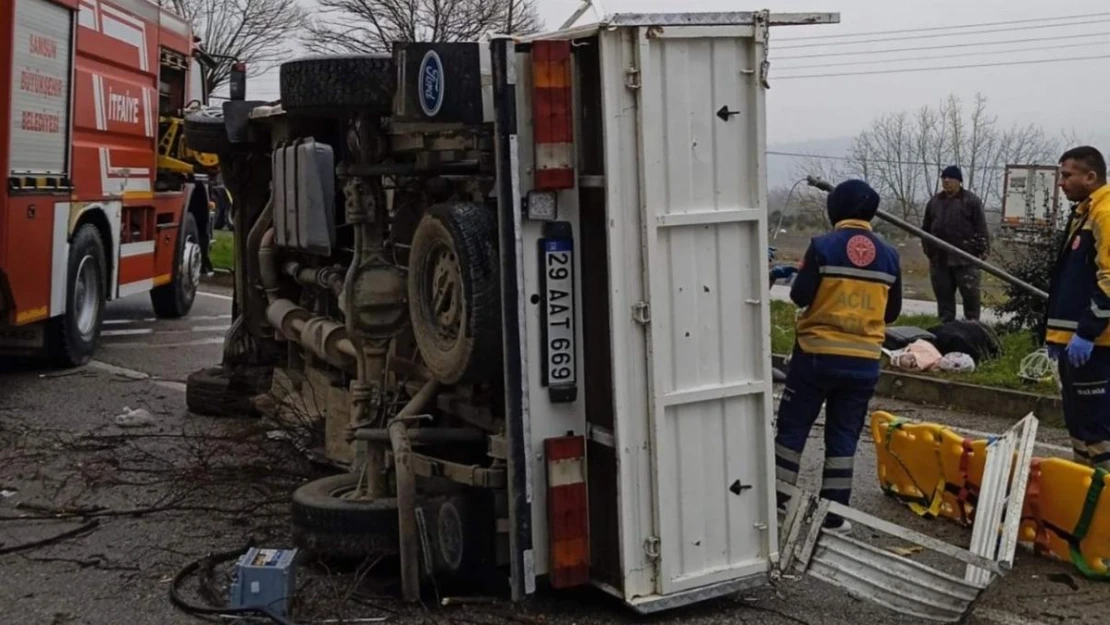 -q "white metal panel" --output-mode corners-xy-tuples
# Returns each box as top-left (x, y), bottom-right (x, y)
(632, 24), (776, 595)
(9, 0), (74, 175)
(598, 26), (661, 601)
